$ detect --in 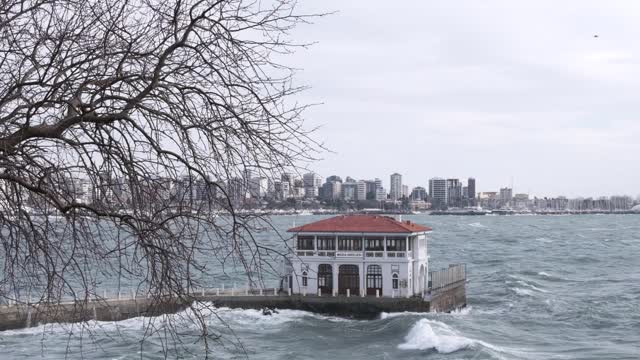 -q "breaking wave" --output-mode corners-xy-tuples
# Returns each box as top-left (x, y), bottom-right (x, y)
(1, 303), (352, 337)
(380, 306), (472, 320)
(398, 319), (474, 353)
